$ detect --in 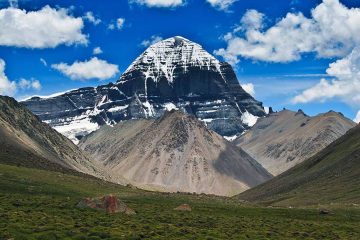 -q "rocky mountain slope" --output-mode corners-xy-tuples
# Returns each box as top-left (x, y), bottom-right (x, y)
(238, 123), (360, 206)
(22, 36), (265, 143)
(234, 109), (355, 175)
(79, 110), (272, 196)
(0, 96), (102, 176)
